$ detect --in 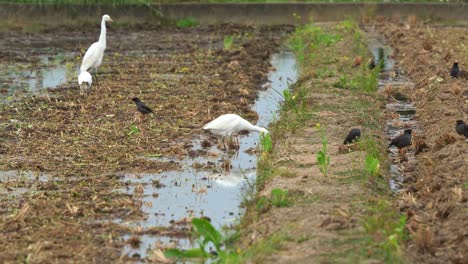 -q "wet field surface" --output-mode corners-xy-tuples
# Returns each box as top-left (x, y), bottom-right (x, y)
(0, 24), (295, 262)
(120, 52), (297, 259)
